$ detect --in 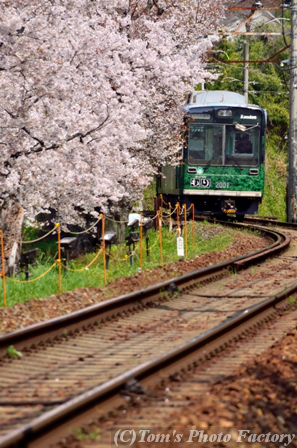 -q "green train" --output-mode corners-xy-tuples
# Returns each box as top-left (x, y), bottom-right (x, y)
(156, 90), (267, 220)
